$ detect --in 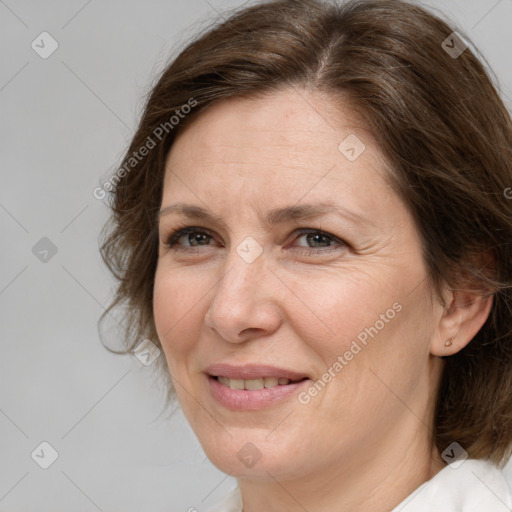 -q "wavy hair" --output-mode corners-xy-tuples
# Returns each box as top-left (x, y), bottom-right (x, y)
(100, 0), (512, 466)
